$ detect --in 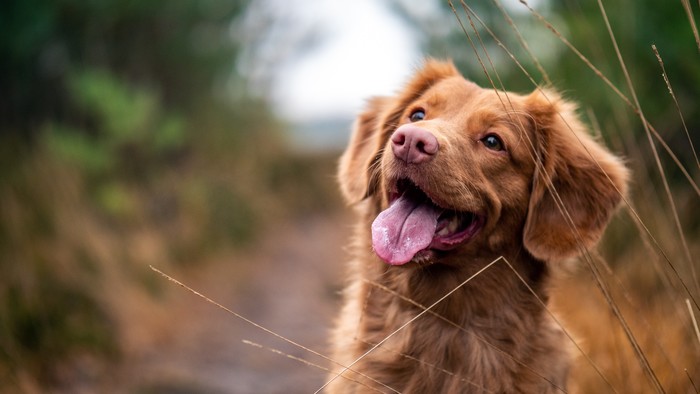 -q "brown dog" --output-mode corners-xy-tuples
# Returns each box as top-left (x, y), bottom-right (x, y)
(328, 60), (628, 393)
